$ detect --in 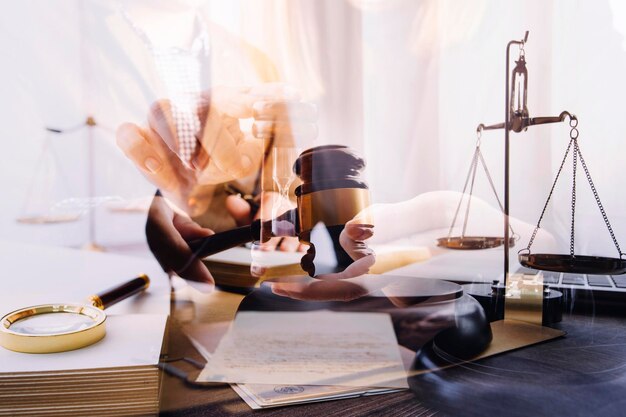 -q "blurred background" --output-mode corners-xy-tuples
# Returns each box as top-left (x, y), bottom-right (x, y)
(1, 0), (625, 258)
